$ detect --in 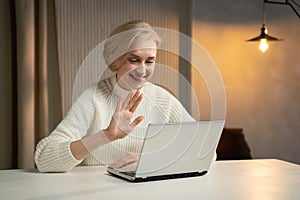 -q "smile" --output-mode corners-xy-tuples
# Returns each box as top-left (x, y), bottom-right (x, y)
(129, 74), (147, 81)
